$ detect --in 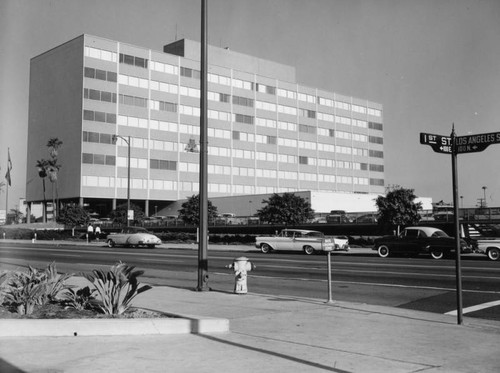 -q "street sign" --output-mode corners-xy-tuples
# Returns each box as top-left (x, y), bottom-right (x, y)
(420, 133), (452, 154)
(456, 132), (500, 154)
